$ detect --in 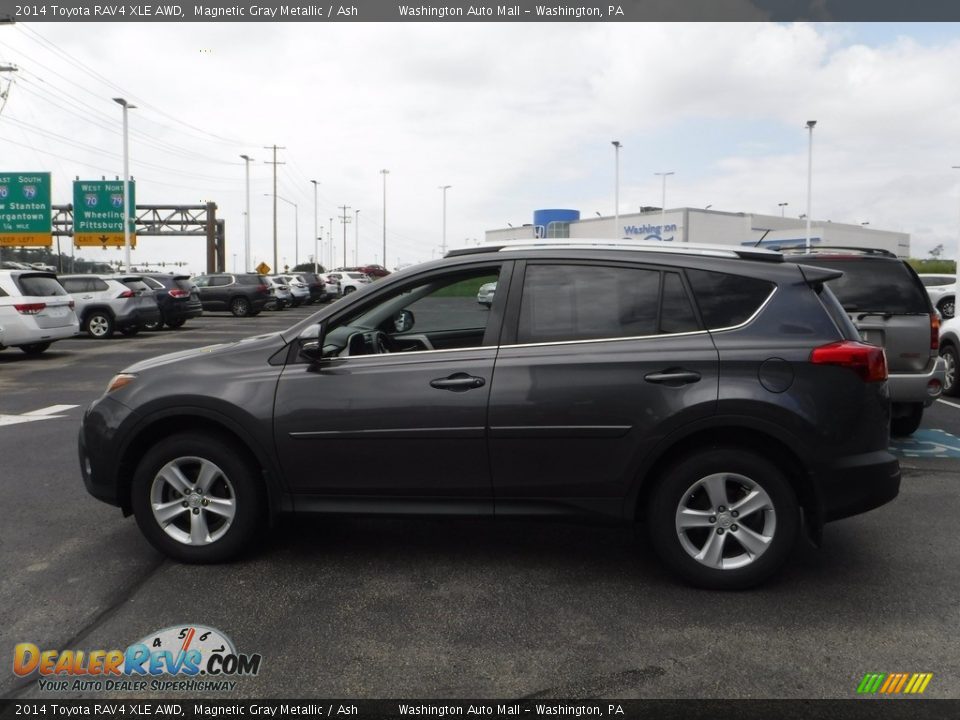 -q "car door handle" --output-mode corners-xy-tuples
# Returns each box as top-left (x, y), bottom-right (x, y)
(430, 374), (486, 392)
(644, 370), (702, 385)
